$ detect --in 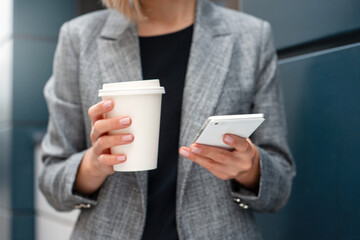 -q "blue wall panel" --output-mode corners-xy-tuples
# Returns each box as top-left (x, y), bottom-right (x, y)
(11, 127), (44, 210)
(13, 0), (75, 37)
(242, 0), (360, 49)
(255, 43), (360, 240)
(12, 39), (55, 123)
(0, 210), (35, 240)
(12, 214), (34, 240)
(0, 1), (78, 239)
